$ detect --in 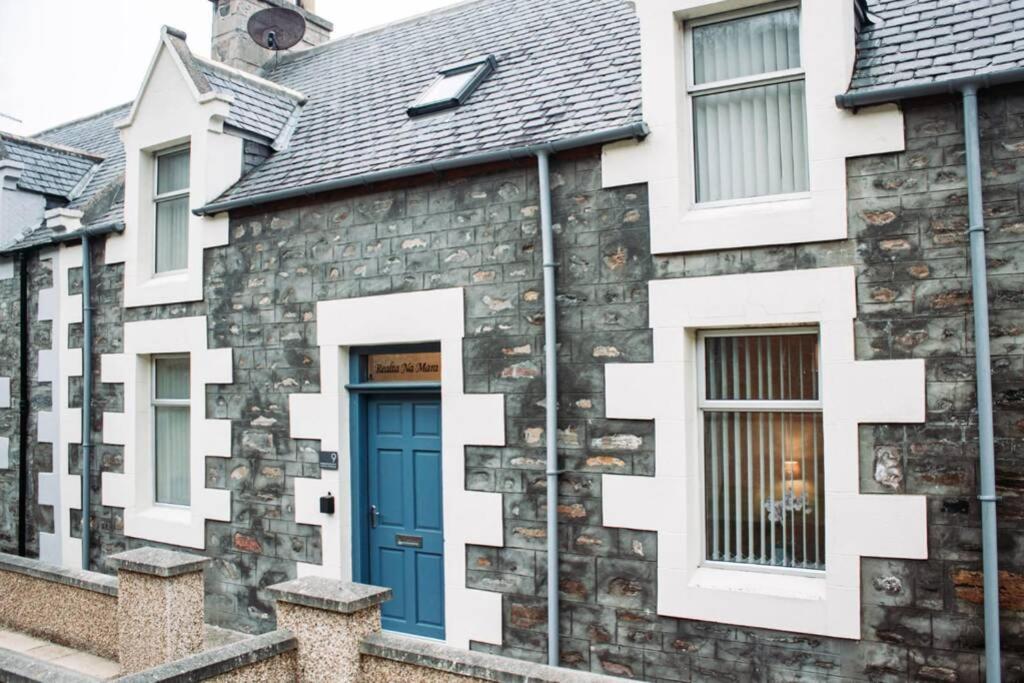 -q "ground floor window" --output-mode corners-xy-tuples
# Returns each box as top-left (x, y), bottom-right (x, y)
(699, 329), (824, 570)
(153, 354), (190, 506)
